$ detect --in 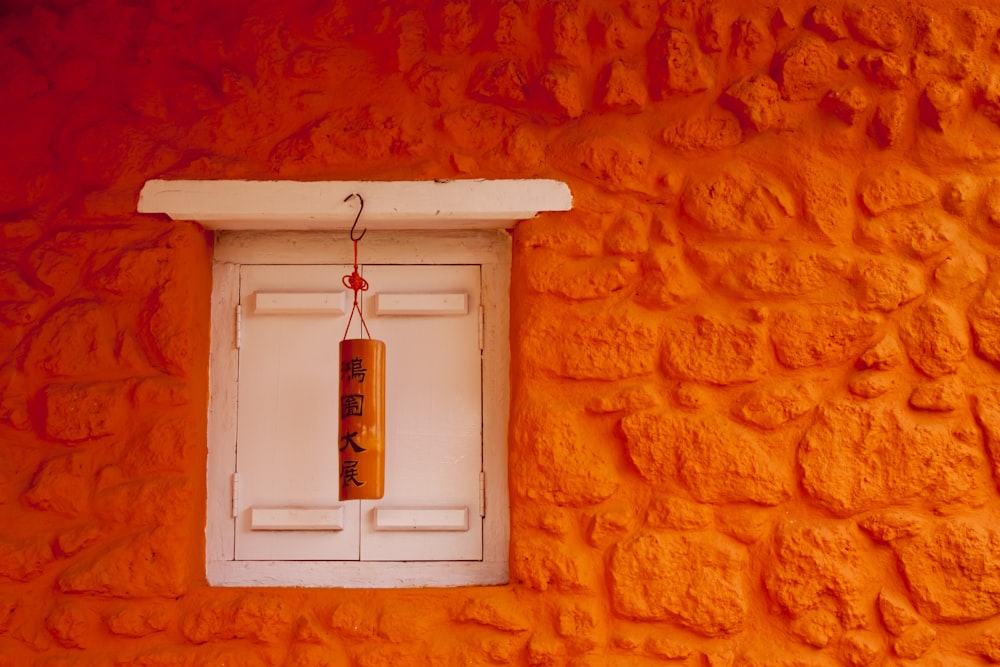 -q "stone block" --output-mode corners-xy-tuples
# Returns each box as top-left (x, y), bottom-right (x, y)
(805, 5), (848, 41)
(703, 246), (851, 297)
(588, 505), (635, 546)
(0, 536), (53, 582)
(897, 519), (1000, 622)
(970, 275), (1000, 365)
(858, 335), (904, 370)
(775, 37), (839, 101)
(731, 381), (818, 430)
(647, 25), (712, 97)
(771, 306), (879, 369)
(853, 257), (924, 312)
(23, 452), (94, 516)
(510, 396), (619, 506)
(681, 162), (796, 237)
(524, 249), (640, 300)
(58, 526), (186, 599)
(800, 401), (985, 516)
(540, 66), (585, 119)
(899, 299), (969, 378)
(585, 383), (660, 414)
(878, 589), (921, 635)
(820, 86), (870, 125)
(555, 599), (604, 653)
(511, 535), (596, 593)
(455, 595), (530, 633)
(844, 4), (905, 49)
(859, 53), (910, 89)
(22, 301), (119, 378)
(41, 381), (129, 442)
(469, 59), (527, 105)
(763, 520), (868, 628)
(868, 96), (907, 147)
(521, 304), (658, 380)
(104, 605), (169, 637)
(598, 59), (648, 112)
(45, 602), (96, 649)
(609, 530), (748, 636)
(919, 79), (963, 130)
(858, 166), (937, 216)
(720, 75), (783, 132)
(620, 411), (791, 505)
(847, 370), (896, 398)
(909, 376), (964, 411)
(572, 134), (650, 192)
(971, 387), (1000, 493)
(662, 112), (743, 151)
(140, 280), (206, 377)
(660, 315), (767, 385)
(634, 244), (701, 307)
(857, 511), (926, 543)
